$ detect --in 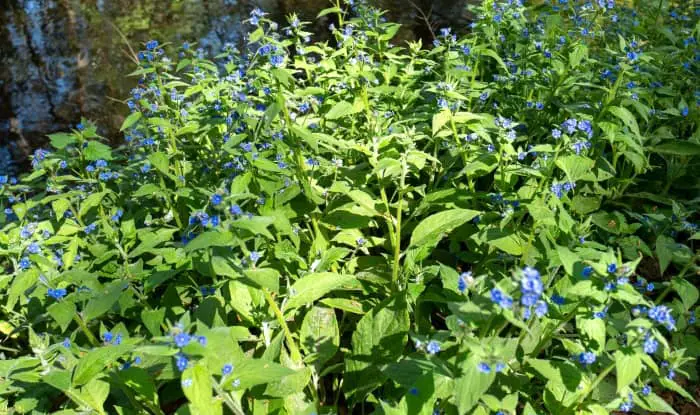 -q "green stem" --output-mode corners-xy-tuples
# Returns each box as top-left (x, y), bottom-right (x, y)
(74, 314), (99, 347)
(263, 289), (303, 365)
(213, 381), (245, 415)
